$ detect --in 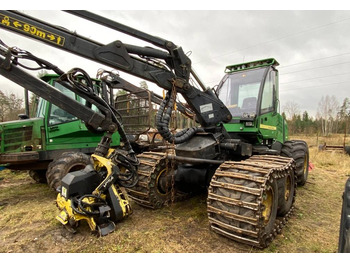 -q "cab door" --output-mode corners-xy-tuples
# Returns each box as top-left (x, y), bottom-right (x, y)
(258, 69), (280, 141)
